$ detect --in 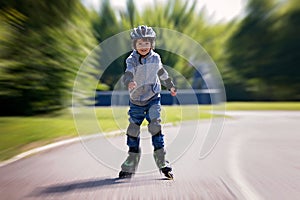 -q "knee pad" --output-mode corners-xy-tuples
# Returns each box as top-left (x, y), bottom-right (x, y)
(127, 122), (140, 137)
(148, 119), (161, 135)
